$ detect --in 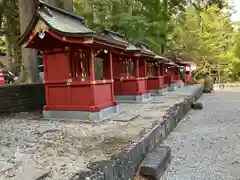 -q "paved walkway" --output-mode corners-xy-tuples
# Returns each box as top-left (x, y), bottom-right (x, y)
(161, 88), (240, 180)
